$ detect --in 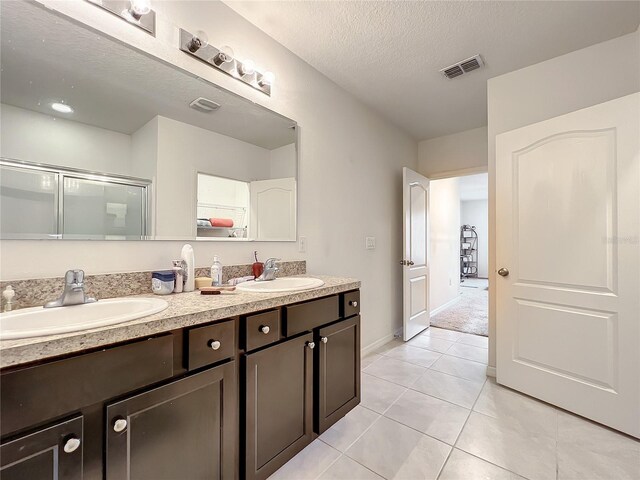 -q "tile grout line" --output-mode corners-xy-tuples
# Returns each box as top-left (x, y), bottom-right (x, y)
(436, 377), (488, 480)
